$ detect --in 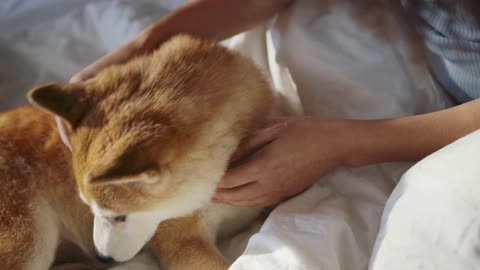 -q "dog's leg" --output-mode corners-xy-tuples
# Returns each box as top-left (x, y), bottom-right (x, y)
(25, 198), (60, 270)
(53, 199), (95, 261)
(149, 215), (228, 270)
(51, 191), (98, 269)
